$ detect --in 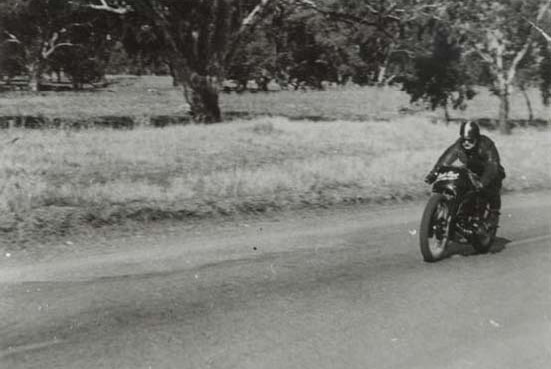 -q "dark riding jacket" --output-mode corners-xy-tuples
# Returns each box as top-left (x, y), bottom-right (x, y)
(432, 135), (505, 187)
